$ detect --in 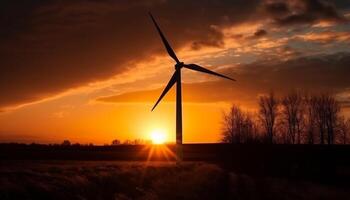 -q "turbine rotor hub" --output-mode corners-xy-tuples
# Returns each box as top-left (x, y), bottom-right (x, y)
(175, 62), (184, 70)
